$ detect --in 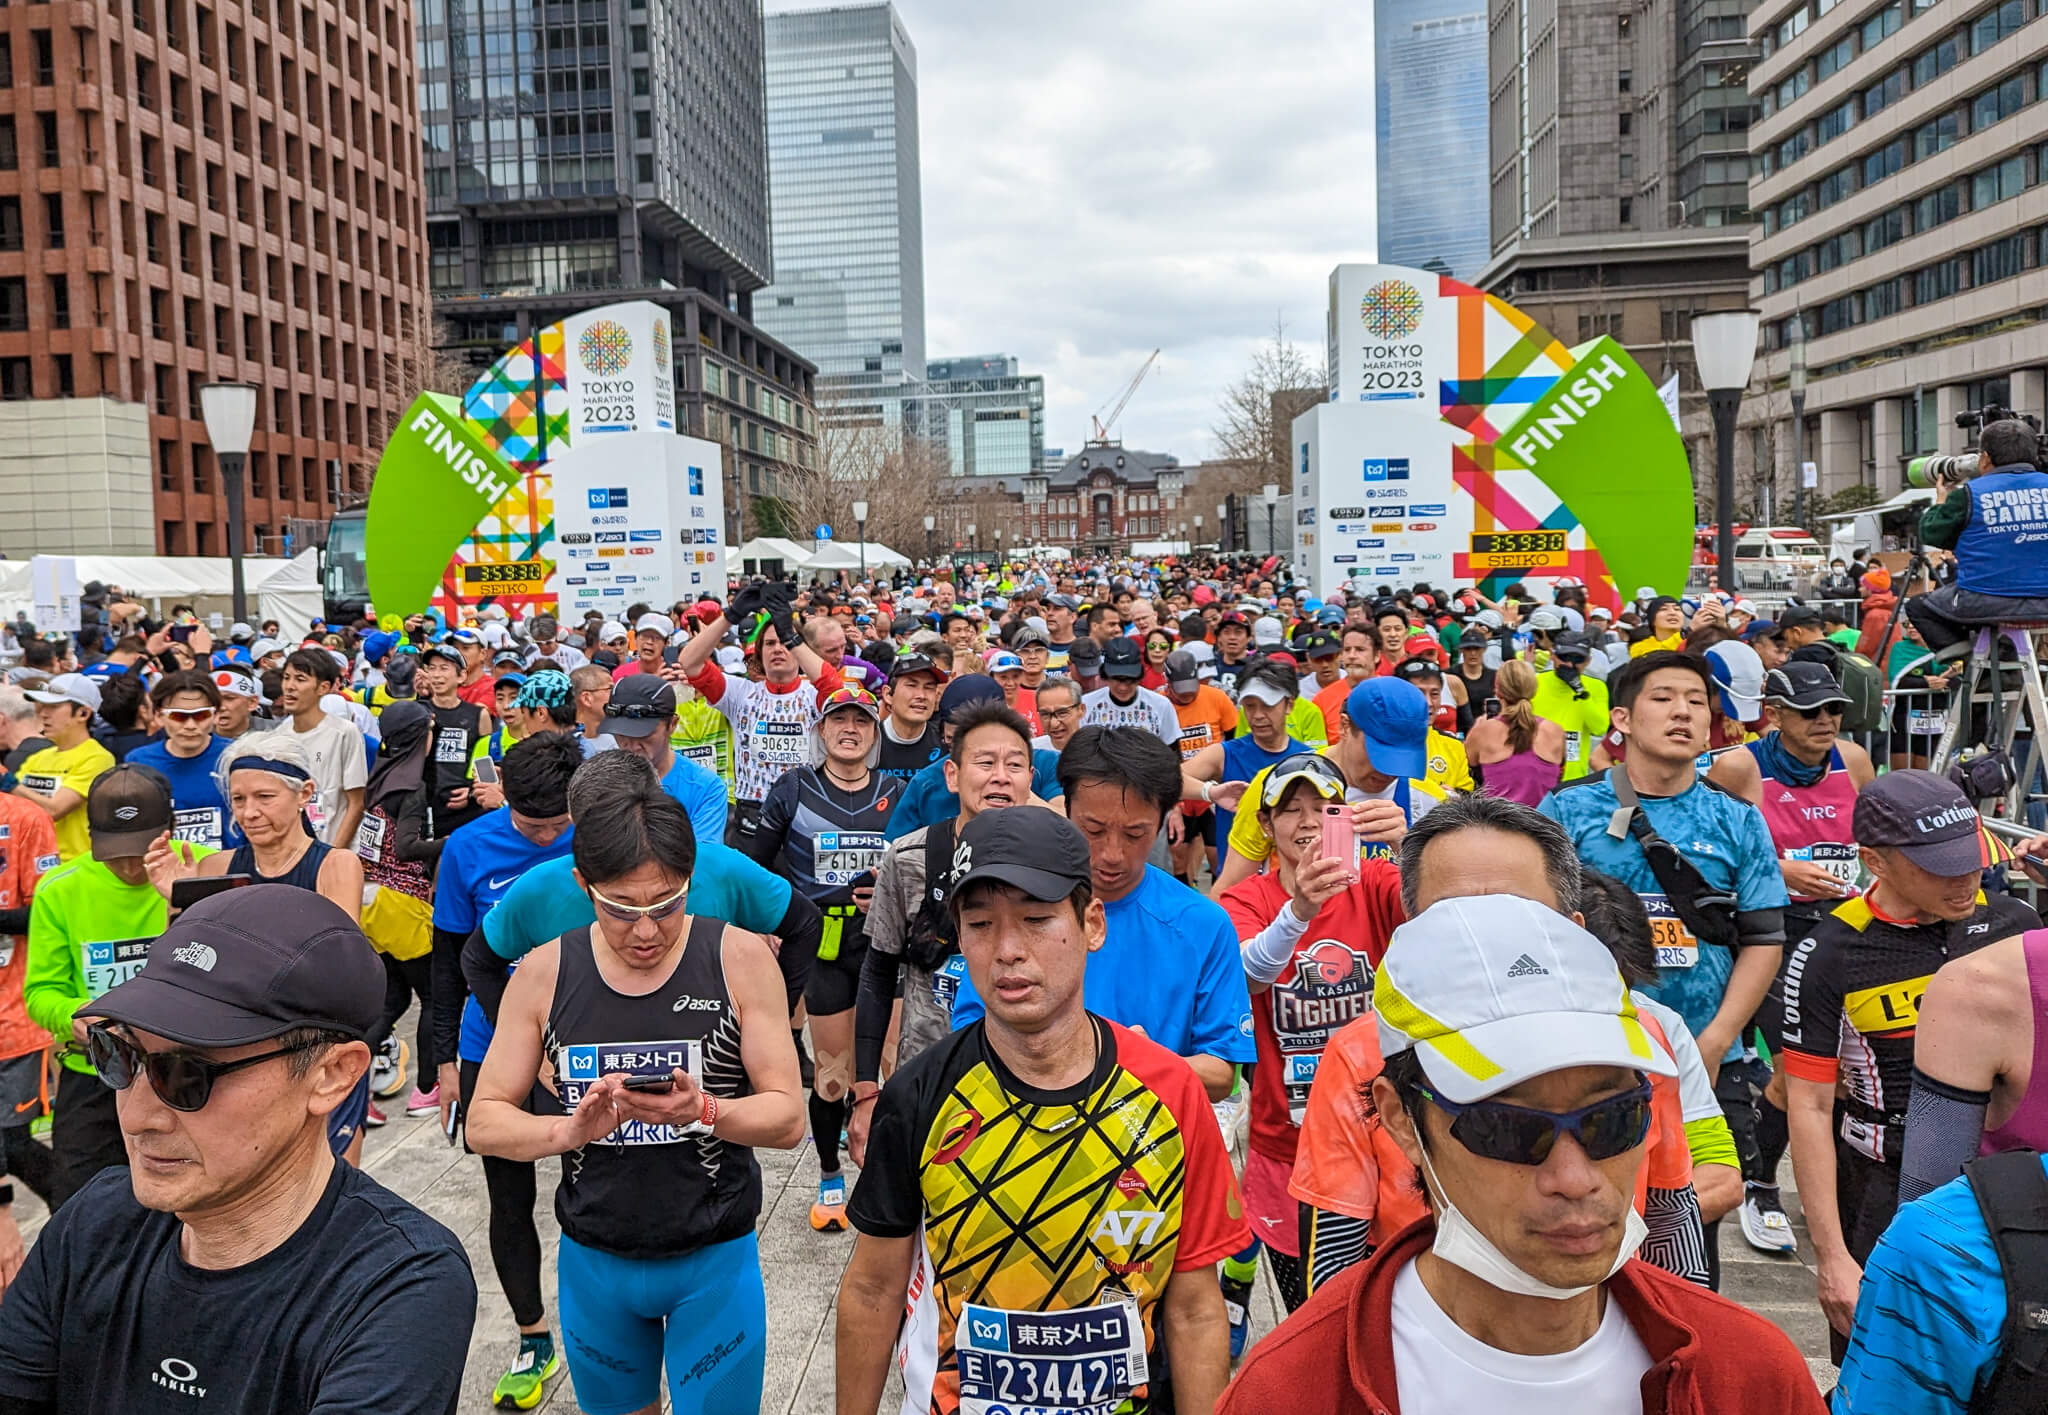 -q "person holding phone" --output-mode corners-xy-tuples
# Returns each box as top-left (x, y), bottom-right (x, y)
(1218, 754), (1404, 1317)
(466, 766), (802, 1415)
